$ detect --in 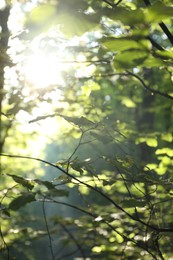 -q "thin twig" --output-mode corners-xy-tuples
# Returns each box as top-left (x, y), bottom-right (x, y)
(40, 198), (159, 259)
(115, 0), (123, 6)
(56, 248), (79, 260)
(0, 185), (17, 260)
(102, 0), (123, 7)
(102, 0), (114, 7)
(1, 153), (173, 233)
(80, 72), (173, 101)
(60, 223), (86, 259)
(66, 131), (84, 172)
(0, 225), (10, 259)
(42, 198), (55, 260)
(126, 70), (173, 101)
